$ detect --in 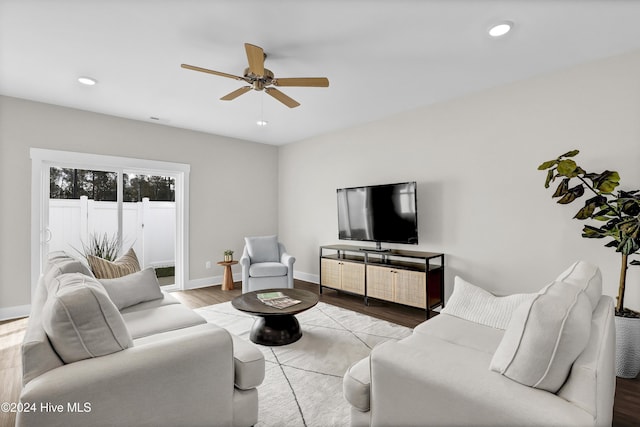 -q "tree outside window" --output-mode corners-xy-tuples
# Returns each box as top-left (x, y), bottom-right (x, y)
(50, 168), (175, 201)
